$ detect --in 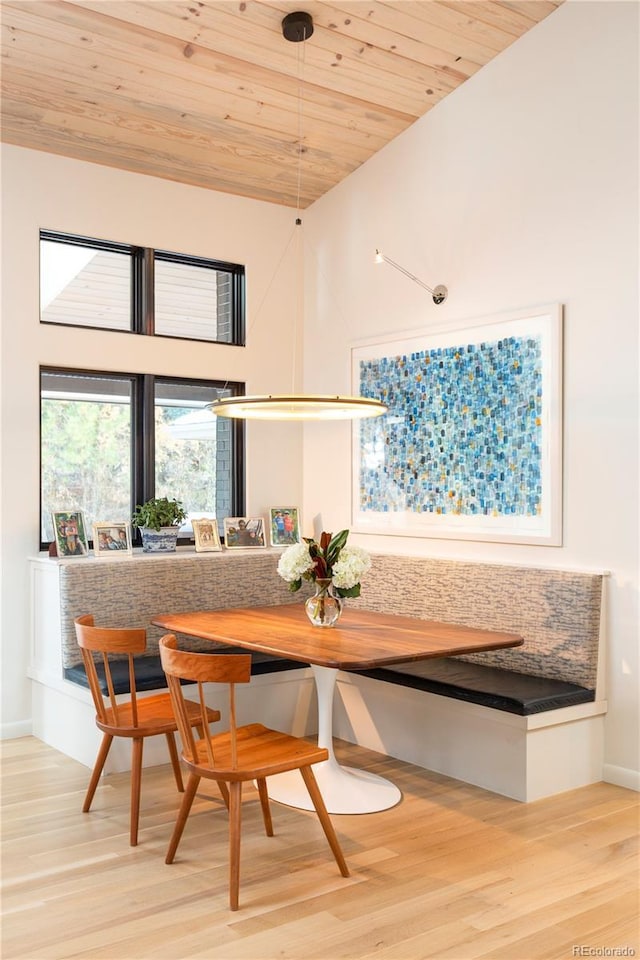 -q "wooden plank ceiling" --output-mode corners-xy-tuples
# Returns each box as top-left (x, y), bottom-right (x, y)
(1, 0), (563, 207)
